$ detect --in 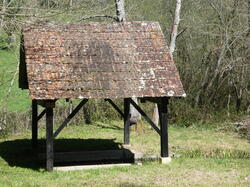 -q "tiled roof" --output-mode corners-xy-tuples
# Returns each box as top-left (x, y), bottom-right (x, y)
(19, 21), (185, 100)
